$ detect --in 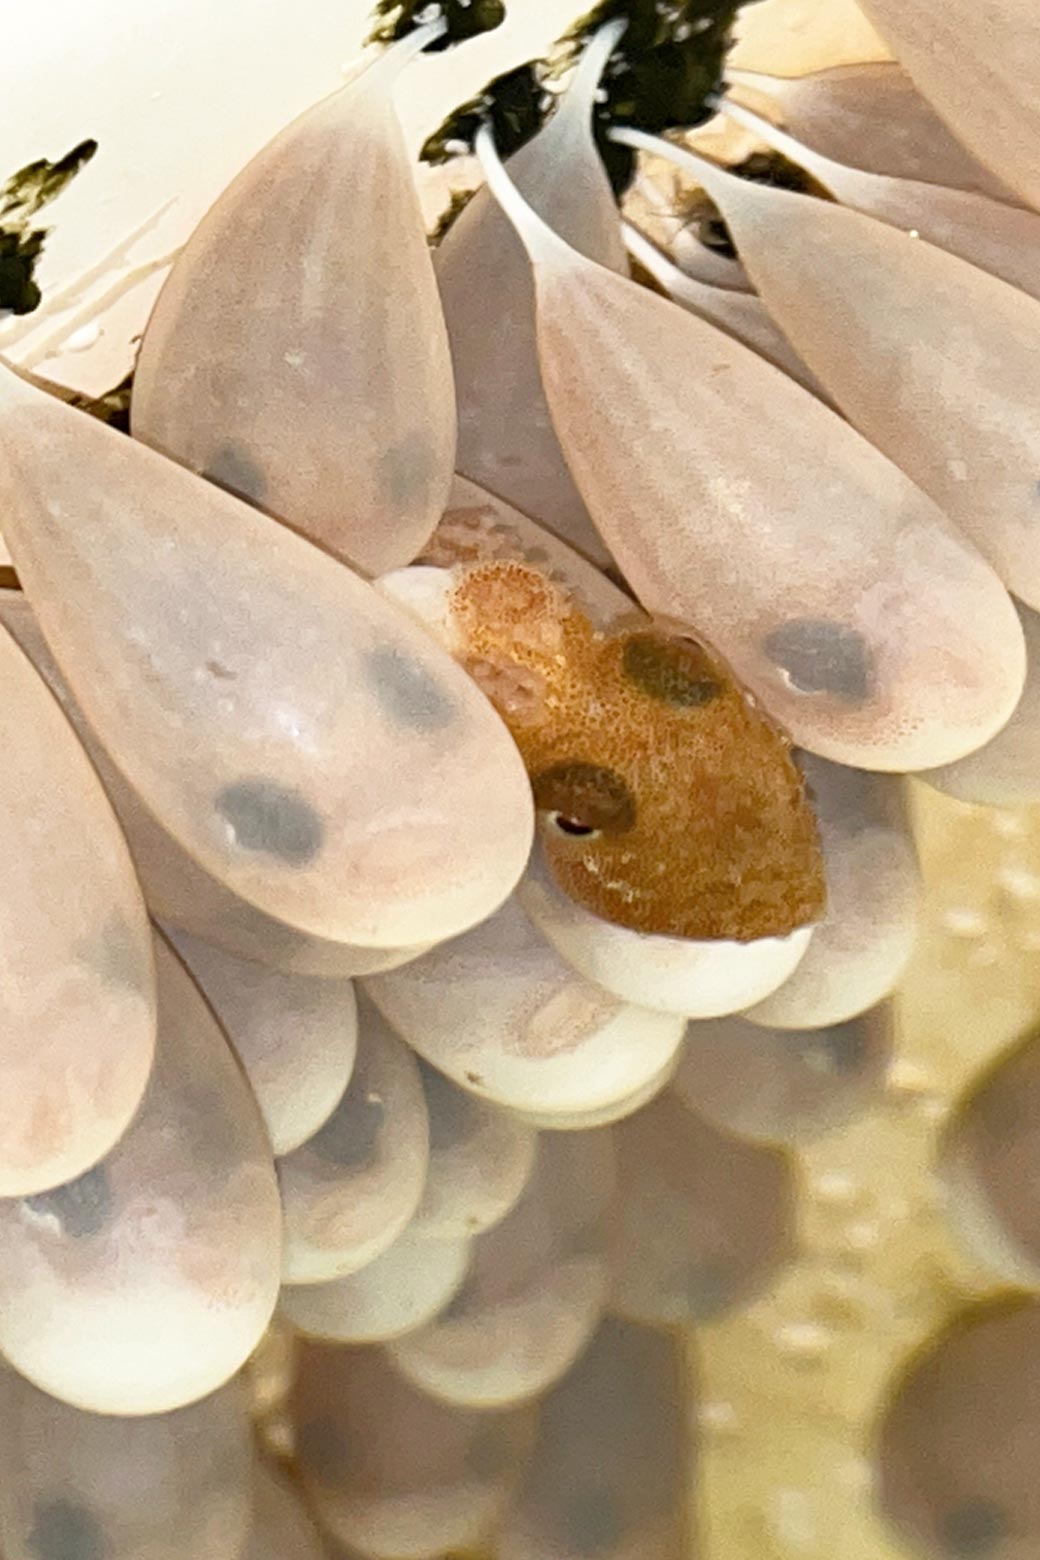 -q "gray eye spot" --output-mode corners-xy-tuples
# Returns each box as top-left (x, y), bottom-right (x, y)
(377, 435), (435, 511)
(622, 632), (722, 707)
(296, 1418), (350, 1481)
(937, 1499), (1009, 1556)
(216, 780), (324, 866)
(29, 1499), (105, 1560)
(682, 1260), (736, 1319)
(419, 1059), (478, 1153)
(202, 441), (267, 505)
(564, 1490), (625, 1555)
(801, 1020), (868, 1076)
(364, 645), (456, 732)
(764, 619), (874, 702)
(75, 913), (151, 997)
(307, 1086), (386, 1169)
(23, 1163), (112, 1239)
